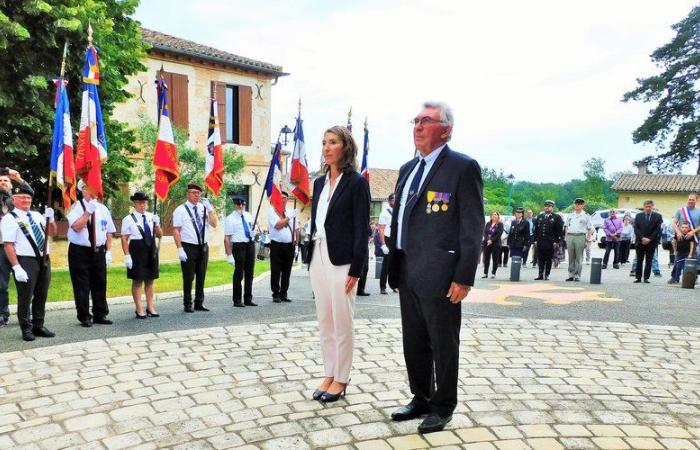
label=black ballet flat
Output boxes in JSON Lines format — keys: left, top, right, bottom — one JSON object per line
{"left": 146, "top": 310, "right": 159, "bottom": 317}
{"left": 135, "top": 312, "right": 147, "bottom": 319}
{"left": 312, "top": 389, "right": 325, "bottom": 401}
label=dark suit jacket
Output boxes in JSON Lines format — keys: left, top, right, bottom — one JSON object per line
{"left": 508, "top": 219, "right": 530, "bottom": 248}
{"left": 633, "top": 211, "right": 663, "bottom": 245}
{"left": 388, "top": 146, "right": 484, "bottom": 297}
{"left": 482, "top": 222, "right": 503, "bottom": 247}
{"left": 309, "top": 171, "right": 371, "bottom": 278}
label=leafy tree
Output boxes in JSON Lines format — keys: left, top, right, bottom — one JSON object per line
{"left": 622, "top": 4, "right": 700, "bottom": 174}
{"left": 0, "top": 0, "right": 148, "bottom": 204}
{"left": 582, "top": 157, "right": 607, "bottom": 202}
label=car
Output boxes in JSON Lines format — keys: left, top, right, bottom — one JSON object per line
{"left": 591, "top": 208, "right": 641, "bottom": 230}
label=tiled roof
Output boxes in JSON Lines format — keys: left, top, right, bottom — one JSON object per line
{"left": 612, "top": 174, "right": 700, "bottom": 193}
{"left": 141, "top": 28, "right": 287, "bottom": 77}
{"left": 307, "top": 168, "right": 399, "bottom": 201}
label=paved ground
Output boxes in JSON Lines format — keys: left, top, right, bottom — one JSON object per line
{"left": 1, "top": 249, "right": 699, "bottom": 449}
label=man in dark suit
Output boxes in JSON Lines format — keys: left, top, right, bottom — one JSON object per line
{"left": 633, "top": 200, "right": 663, "bottom": 283}
{"left": 388, "top": 101, "right": 484, "bottom": 434}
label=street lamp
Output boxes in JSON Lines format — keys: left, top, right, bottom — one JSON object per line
{"left": 280, "top": 125, "right": 293, "bottom": 147}
{"left": 506, "top": 174, "right": 515, "bottom": 213}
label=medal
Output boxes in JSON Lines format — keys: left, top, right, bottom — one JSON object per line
{"left": 441, "top": 204, "right": 448, "bottom": 212}
{"left": 427, "top": 191, "right": 436, "bottom": 203}
{"left": 426, "top": 206, "right": 432, "bottom": 214}
{"left": 432, "top": 204, "right": 440, "bottom": 212}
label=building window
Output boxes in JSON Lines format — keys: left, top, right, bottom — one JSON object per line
{"left": 225, "top": 86, "right": 239, "bottom": 144}
{"left": 161, "top": 71, "right": 189, "bottom": 132}
{"left": 212, "top": 82, "right": 253, "bottom": 146}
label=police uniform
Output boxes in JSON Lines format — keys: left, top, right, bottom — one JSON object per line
{"left": 0, "top": 185, "right": 54, "bottom": 341}
{"left": 564, "top": 198, "right": 592, "bottom": 281}
{"left": 121, "top": 194, "right": 159, "bottom": 281}
{"left": 507, "top": 208, "right": 530, "bottom": 259}
{"left": 533, "top": 200, "right": 564, "bottom": 280}
{"left": 225, "top": 196, "right": 256, "bottom": 306}
{"left": 173, "top": 185, "right": 214, "bottom": 311}
{"left": 267, "top": 202, "right": 297, "bottom": 303}
{"left": 66, "top": 198, "right": 116, "bottom": 326}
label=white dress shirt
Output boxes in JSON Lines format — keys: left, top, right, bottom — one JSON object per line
{"left": 225, "top": 210, "right": 254, "bottom": 243}
{"left": 1, "top": 209, "right": 50, "bottom": 256}
{"left": 314, "top": 172, "right": 344, "bottom": 240}
{"left": 121, "top": 211, "right": 156, "bottom": 241}
{"left": 172, "top": 201, "right": 211, "bottom": 244}
{"left": 268, "top": 206, "right": 297, "bottom": 243}
{"left": 378, "top": 206, "right": 393, "bottom": 238}
{"left": 66, "top": 200, "right": 116, "bottom": 247}
{"left": 396, "top": 144, "right": 446, "bottom": 249}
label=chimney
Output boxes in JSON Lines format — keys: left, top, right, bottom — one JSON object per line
{"left": 635, "top": 161, "right": 648, "bottom": 175}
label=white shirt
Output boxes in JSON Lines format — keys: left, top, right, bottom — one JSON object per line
{"left": 66, "top": 200, "right": 116, "bottom": 247}
{"left": 378, "top": 206, "right": 393, "bottom": 238}
{"left": 396, "top": 144, "right": 446, "bottom": 249}
{"left": 268, "top": 206, "right": 297, "bottom": 243}
{"left": 225, "top": 210, "right": 254, "bottom": 243}
{"left": 172, "top": 201, "right": 211, "bottom": 244}
{"left": 314, "top": 172, "right": 344, "bottom": 240}
{"left": 121, "top": 211, "right": 157, "bottom": 241}
{"left": 1, "top": 209, "right": 50, "bottom": 256}
{"left": 566, "top": 210, "right": 593, "bottom": 234}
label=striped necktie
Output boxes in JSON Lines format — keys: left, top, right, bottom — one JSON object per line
{"left": 26, "top": 213, "right": 45, "bottom": 250}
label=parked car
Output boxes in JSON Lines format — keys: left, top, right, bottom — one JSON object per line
{"left": 591, "top": 208, "right": 641, "bottom": 230}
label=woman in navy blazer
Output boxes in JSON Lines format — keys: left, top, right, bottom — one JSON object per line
{"left": 308, "top": 125, "right": 370, "bottom": 403}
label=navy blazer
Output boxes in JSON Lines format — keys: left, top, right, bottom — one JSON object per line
{"left": 309, "top": 170, "right": 371, "bottom": 278}
{"left": 388, "top": 145, "right": 484, "bottom": 296}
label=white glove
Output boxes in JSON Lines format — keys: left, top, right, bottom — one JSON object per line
{"left": 152, "top": 215, "right": 160, "bottom": 226}
{"left": 44, "top": 207, "right": 55, "bottom": 223}
{"left": 124, "top": 254, "right": 133, "bottom": 270}
{"left": 12, "top": 264, "right": 28, "bottom": 283}
{"left": 178, "top": 247, "right": 188, "bottom": 262}
{"left": 84, "top": 201, "right": 96, "bottom": 215}
{"left": 201, "top": 198, "right": 213, "bottom": 213}
{"left": 227, "top": 254, "right": 235, "bottom": 265}
{"left": 105, "top": 250, "right": 113, "bottom": 265}
{"left": 381, "top": 244, "right": 390, "bottom": 255}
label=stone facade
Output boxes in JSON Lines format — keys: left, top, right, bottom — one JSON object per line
{"left": 616, "top": 192, "right": 689, "bottom": 219}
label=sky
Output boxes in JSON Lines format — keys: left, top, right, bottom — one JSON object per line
{"left": 134, "top": 0, "right": 699, "bottom": 183}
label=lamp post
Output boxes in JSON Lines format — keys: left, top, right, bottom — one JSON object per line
{"left": 506, "top": 174, "right": 515, "bottom": 213}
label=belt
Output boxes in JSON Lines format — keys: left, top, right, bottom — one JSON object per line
{"left": 567, "top": 232, "right": 586, "bottom": 236}
{"left": 70, "top": 242, "right": 106, "bottom": 250}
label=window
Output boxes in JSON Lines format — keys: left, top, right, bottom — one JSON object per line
{"left": 160, "top": 71, "right": 189, "bottom": 132}
{"left": 211, "top": 82, "right": 252, "bottom": 146}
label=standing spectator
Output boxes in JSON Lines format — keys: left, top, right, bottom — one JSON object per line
{"left": 499, "top": 221, "right": 510, "bottom": 267}
{"left": 602, "top": 208, "right": 622, "bottom": 269}
{"left": 619, "top": 215, "right": 634, "bottom": 264}
{"left": 376, "top": 194, "right": 395, "bottom": 294}
{"left": 673, "top": 192, "right": 700, "bottom": 266}
{"left": 564, "top": 198, "right": 593, "bottom": 281}
{"left": 268, "top": 191, "right": 298, "bottom": 303}
{"left": 633, "top": 200, "right": 663, "bottom": 283}
{"left": 524, "top": 209, "right": 535, "bottom": 266}
{"left": 481, "top": 212, "right": 503, "bottom": 278}
{"left": 508, "top": 208, "right": 530, "bottom": 260}
{"left": 668, "top": 223, "right": 695, "bottom": 284}
{"left": 661, "top": 221, "right": 675, "bottom": 268}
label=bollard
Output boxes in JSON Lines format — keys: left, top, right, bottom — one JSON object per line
{"left": 681, "top": 258, "right": 697, "bottom": 289}
{"left": 375, "top": 256, "right": 383, "bottom": 279}
{"left": 590, "top": 257, "right": 602, "bottom": 284}
{"left": 510, "top": 256, "right": 522, "bottom": 282}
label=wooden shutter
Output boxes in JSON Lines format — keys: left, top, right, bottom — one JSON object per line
{"left": 238, "top": 85, "right": 253, "bottom": 146}
{"left": 170, "top": 73, "right": 189, "bottom": 132}
{"left": 212, "top": 81, "right": 227, "bottom": 143}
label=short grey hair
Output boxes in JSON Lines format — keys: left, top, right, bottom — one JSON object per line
{"left": 423, "top": 101, "right": 454, "bottom": 128}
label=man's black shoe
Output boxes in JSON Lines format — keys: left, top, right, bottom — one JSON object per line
{"left": 22, "top": 329, "right": 35, "bottom": 341}
{"left": 80, "top": 319, "right": 93, "bottom": 328}
{"left": 244, "top": 301, "right": 258, "bottom": 306}
{"left": 194, "top": 305, "right": 210, "bottom": 312}
{"left": 534, "top": 276, "right": 544, "bottom": 280}
{"left": 602, "top": 265, "right": 607, "bottom": 269}
{"left": 184, "top": 305, "right": 194, "bottom": 313}
{"left": 356, "top": 291, "right": 370, "bottom": 296}
{"left": 644, "top": 279, "right": 651, "bottom": 283}
{"left": 33, "top": 326, "right": 55, "bottom": 338}
{"left": 272, "top": 295, "right": 282, "bottom": 303}
{"left": 233, "top": 302, "right": 245, "bottom": 307}
{"left": 544, "top": 276, "right": 549, "bottom": 280}
{"left": 634, "top": 279, "right": 641, "bottom": 283}
{"left": 93, "top": 317, "right": 113, "bottom": 325}
{"left": 391, "top": 404, "right": 430, "bottom": 421}
{"left": 280, "top": 297, "right": 292, "bottom": 303}
{"left": 565, "top": 277, "right": 574, "bottom": 282}
{"left": 654, "top": 271, "right": 662, "bottom": 277}
{"left": 613, "top": 264, "right": 620, "bottom": 269}
{"left": 418, "top": 414, "right": 452, "bottom": 434}
{"left": 380, "top": 289, "right": 388, "bottom": 295}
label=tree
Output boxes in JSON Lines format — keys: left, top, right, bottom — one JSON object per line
{"left": 622, "top": 4, "right": 700, "bottom": 174}
{"left": 581, "top": 157, "right": 607, "bottom": 202}
{"left": 0, "top": 0, "right": 148, "bottom": 204}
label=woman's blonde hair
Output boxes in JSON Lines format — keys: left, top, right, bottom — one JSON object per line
{"left": 322, "top": 126, "right": 358, "bottom": 174}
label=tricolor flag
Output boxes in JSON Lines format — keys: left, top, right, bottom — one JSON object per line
{"left": 153, "top": 76, "right": 180, "bottom": 201}
{"left": 50, "top": 79, "right": 76, "bottom": 209}
{"left": 361, "top": 120, "right": 370, "bottom": 184}
{"left": 75, "top": 44, "right": 108, "bottom": 199}
{"left": 204, "top": 98, "right": 224, "bottom": 196}
{"left": 289, "top": 115, "right": 310, "bottom": 205}
{"left": 265, "top": 142, "right": 286, "bottom": 216}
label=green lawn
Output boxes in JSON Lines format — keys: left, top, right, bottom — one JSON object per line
{"left": 8, "top": 260, "right": 270, "bottom": 304}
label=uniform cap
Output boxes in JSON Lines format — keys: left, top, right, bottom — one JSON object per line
{"left": 544, "top": 200, "right": 555, "bottom": 206}
{"left": 574, "top": 197, "right": 585, "bottom": 204}
{"left": 187, "top": 183, "right": 203, "bottom": 192}
{"left": 12, "top": 184, "right": 34, "bottom": 197}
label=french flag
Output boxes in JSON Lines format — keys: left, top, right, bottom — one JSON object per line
{"left": 50, "top": 79, "right": 76, "bottom": 209}
{"left": 153, "top": 76, "right": 180, "bottom": 201}
{"left": 205, "top": 98, "right": 224, "bottom": 196}
{"left": 289, "top": 115, "right": 310, "bottom": 205}
{"left": 265, "top": 142, "right": 286, "bottom": 216}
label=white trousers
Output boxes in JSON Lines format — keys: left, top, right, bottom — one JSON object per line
{"left": 309, "top": 238, "right": 356, "bottom": 383}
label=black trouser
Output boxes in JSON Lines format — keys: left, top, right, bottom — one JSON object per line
{"left": 498, "top": 246, "right": 509, "bottom": 266}
{"left": 68, "top": 243, "right": 108, "bottom": 322}
{"left": 635, "top": 242, "right": 656, "bottom": 281}
{"left": 396, "top": 251, "right": 461, "bottom": 417}
{"left": 269, "top": 240, "right": 295, "bottom": 299}
{"left": 379, "top": 253, "right": 390, "bottom": 291}
{"left": 482, "top": 244, "right": 500, "bottom": 275}
{"left": 15, "top": 256, "right": 50, "bottom": 331}
{"left": 357, "top": 254, "right": 370, "bottom": 293}
{"left": 181, "top": 242, "right": 209, "bottom": 307}
{"left": 620, "top": 240, "right": 631, "bottom": 263}
{"left": 232, "top": 241, "right": 256, "bottom": 304}
{"left": 523, "top": 243, "right": 532, "bottom": 265}
{"left": 602, "top": 241, "right": 620, "bottom": 266}
{"left": 537, "top": 246, "right": 554, "bottom": 277}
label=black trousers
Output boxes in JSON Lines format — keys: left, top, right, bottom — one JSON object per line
{"left": 602, "top": 241, "right": 620, "bottom": 266}
{"left": 357, "top": 253, "right": 369, "bottom": 293}
{"left": 523, "top": 243, "right": 532, "bottom": 265}
{"left": 498, "top": 246, "right": 509, "bottom": 266}
{"left": 620, "top": 240, "right": 631, "bottom": 263}
{"left": 537, "top": 246, "right": 554, "bottom": 277}
{"left": 68, "top": 243, "right": 108, "bottom": 322}
{"left": 181, "top": 242, "right": 208, "bottom": 306}
{"left": 232, "top": 241, "right": 256, "bottom": 304}
{"left": 635, "top": 242, "right": 656, "bottom": 281}
{"left": 482, "top": 244, "right": 500, "bottom": 275}
{"left": 379, "top": 252, "right": 390, "bottom": 290}
{"left": 270, "top": 240, "right": 295, "bottom": 298}
{"left": 15, "top": 256, "right": 50, "bottom": 331}
{"left": 396, "top": 251, "right": 461, "bottom": 417}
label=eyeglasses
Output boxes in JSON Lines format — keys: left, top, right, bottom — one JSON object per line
{"left": 188, "top": 190, "right": 202, "bottom": 195}
{"left": 410, "top": 116, "right": 445, "bottom": 126}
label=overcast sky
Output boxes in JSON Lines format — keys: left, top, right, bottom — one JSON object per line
{"left": 135, "top": 0, "right": 698, "bottom": 182}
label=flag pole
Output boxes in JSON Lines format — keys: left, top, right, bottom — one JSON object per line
{"left": 252, "top": 130, "right": 283, "bottom": 233}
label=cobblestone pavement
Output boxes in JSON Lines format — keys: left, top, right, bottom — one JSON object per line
{"left": 2, "top": 317, "right": 700, "bottom": 449}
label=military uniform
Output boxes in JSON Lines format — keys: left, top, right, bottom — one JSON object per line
{"left": 564, "top": 199, "right": 593, "bottom": 281}
{"left": 507, "top": 211, "right": 530, "bottom": 259}
{"left": 533, "top": 201, "right": 564, "bottom": 280}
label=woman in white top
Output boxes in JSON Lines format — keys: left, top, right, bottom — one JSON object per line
{"left": 121, "top": 192, "right": 162, "bottom": 318}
